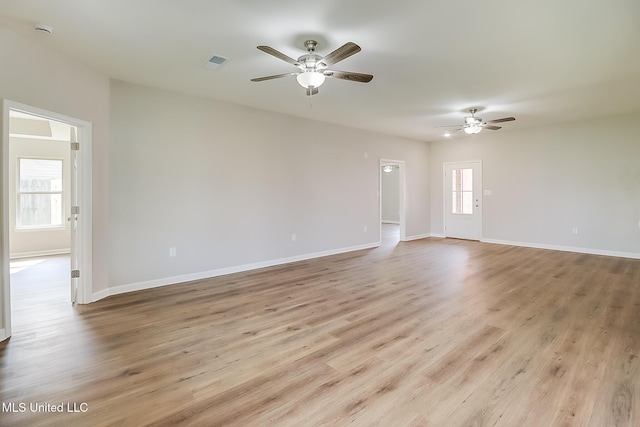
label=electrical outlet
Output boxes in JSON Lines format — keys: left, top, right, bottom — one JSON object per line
{"left": 571, "top": 227, "right": 578, "bottom": 235}
{"left": 364, "top": 225, "right": 368, "bottom": 232}
{"left": 169, "top": 247, "right": 176, "bottom": 257}
{"left": 291, "top": 234, "right": 297, "bottom": 241}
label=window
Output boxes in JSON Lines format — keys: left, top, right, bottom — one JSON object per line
{"left": 452, "top": 168, "right": 473, "bottom": 215}
{"left": 17, "top": 158, "right": 64, "bottom": 228}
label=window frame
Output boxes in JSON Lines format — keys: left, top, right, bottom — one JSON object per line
{"left": 16, "top": 156, "right": 66, "bottom": 231}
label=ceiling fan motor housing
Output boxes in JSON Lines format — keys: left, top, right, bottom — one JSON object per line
{"left": 298, "top": 41, "right": 327, "bottom": 70}
{"left": 298, "top": 53, "right": 325, "bottom": 70}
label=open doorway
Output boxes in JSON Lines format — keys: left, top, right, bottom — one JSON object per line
{"left": 8, "top": 110, "right": 73, "bottom": 332}
{"left": 9, "top": 110, "right": 73, "bottom": 258}
{"left": 379, "top": 159, "right": 406, "bottom": 246}
{"left": 2, "top": 100, "right": 93, "bottom": 341}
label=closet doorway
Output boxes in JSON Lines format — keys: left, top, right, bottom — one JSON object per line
{"left": 380, "top": 159, "right": 406, "bottom": 245}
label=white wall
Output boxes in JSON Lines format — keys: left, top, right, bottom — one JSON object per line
{"left": 9, "top": 137, "right": 71, "bottom": 257}
{"left": 381, "top": 166, "right": 400, "bottom": 223}
{"left": 108, "top": 80, "right": 431, "bottom": 288}
{"left": 430, "top": 113, "right": 640, "bottom": 257}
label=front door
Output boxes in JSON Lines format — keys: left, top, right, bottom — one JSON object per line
{"left": 444, "top": 161, "right": 482, "bottom": 240}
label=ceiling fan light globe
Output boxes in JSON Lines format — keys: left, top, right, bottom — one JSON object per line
{"left": 464, "top": 125, "right": 482, "bottom": 134}
{"left": 296, "top": 71, "right": 325, "bottom": 88}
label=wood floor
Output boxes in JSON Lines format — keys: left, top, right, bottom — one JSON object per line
{"left": 1, "top": 227, "right": 639, "bottom": 426}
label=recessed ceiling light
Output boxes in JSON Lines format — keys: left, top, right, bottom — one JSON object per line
{"left": 444, "top": 132, "right": 451, "bottom": 137}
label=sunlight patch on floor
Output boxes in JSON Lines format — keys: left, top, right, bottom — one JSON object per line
{"left": 10, "top": 258, "right": 45, "bottom": 275}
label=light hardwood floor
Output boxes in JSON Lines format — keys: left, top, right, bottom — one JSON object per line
{"left": 1, "top": 228, "right": 639, "bottom": 426}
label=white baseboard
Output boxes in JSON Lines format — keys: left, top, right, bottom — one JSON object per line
{"left": 10, "top": 249, "right": 71, "bottom": 259}
{"left": 382, "top": 220, "right": 400, "bottom": 224}
{"left": 404, "top": 233, "right": 431, "bottom": 241}
{"left": 402, "top": 232, "right": 446, "bottom": 241}
{"left": 481, "top": 238, "right": 640, "bottom": 260}
{"left": 92, "top": 242, "right": 380, "bottom": 303}
{"left": 91, "top": 288, "right": 110, "bottom": 302}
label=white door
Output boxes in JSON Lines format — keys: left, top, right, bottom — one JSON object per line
{"left": 444, "top": 162, "right": 482, "bottom": 240}
{"left": 70, "top": 127, "right": 79, "bottom": 302}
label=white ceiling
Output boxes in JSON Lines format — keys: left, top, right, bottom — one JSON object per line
{"left": 2, "top": 0, "right": 639, "bottom": 141}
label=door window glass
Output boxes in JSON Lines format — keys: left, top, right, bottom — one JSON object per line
{"left": 452, "top": 168, "right": 473, "bottom": 214}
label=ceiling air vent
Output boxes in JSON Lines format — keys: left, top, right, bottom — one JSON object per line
{"left": 204, "top": 54, "right": 228, "bottom": 70}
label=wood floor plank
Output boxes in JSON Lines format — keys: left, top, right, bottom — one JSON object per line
{"left": 2, "top": 231, "right": 640, "bottom": 426}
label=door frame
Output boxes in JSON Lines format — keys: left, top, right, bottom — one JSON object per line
{"left": 443, "top": 160, "right": 483, "bottom": 240}
{"left": 1, "top": 99, "right": 93, "bottom": 341}
{"left": 379, "top": 159, "right": 406, "bottom": 242}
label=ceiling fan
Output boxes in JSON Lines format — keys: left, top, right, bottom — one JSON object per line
{"left": 251, "top": 40, "right": 373, "bottom": 96}
{"left": 439, "top": 108, "right": 515, "bottom": 136}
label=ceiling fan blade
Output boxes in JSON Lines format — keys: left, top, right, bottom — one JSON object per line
{"left": 442, "top": 128, "right": 464, "bottom": 136}
{"left": 257, "top": 46, "right": 301, "bottom": 67}
{"left": 487, "top": 117, "right": 515, "bottom": 124}
{"left": 324, "top": 70, "right": 373, "bottom": 83}
{"left": 251, "top": 72, "right": 298, "bottom": 82}
{"left": 483, "top": 125, "right": 502, "bottom": 130}
{"left": 319, "top": 42, "right": 361, "bottom": 67}
{"left": 306, "top": 86, "right": 319, "bottom": 96}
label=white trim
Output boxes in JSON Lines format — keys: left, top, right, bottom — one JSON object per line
{"left": 382, "top": 220, "right": 400, "bottom": 224}
{"left": 14, "top": 225, "right": 69, "bottom": 232}
{"left": 10, "top": 249, "right": 70, "bottom": 259}
{"left": 1, "top": 100, "right": 12, "bottom": 341}
{"left": 92, "top": 242, "right": 380, "bottom": 302}
{"left": 404, "top": 233, "right": 431, "bottom": 241}
{"left": 481, "top": 238, "right": 640, "bottom": 260}
{"left": 428, "top": 233, "right": 446, "bottom": 239}
{"left": 91, "top": 288, "right": 110, "bottom": 302}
